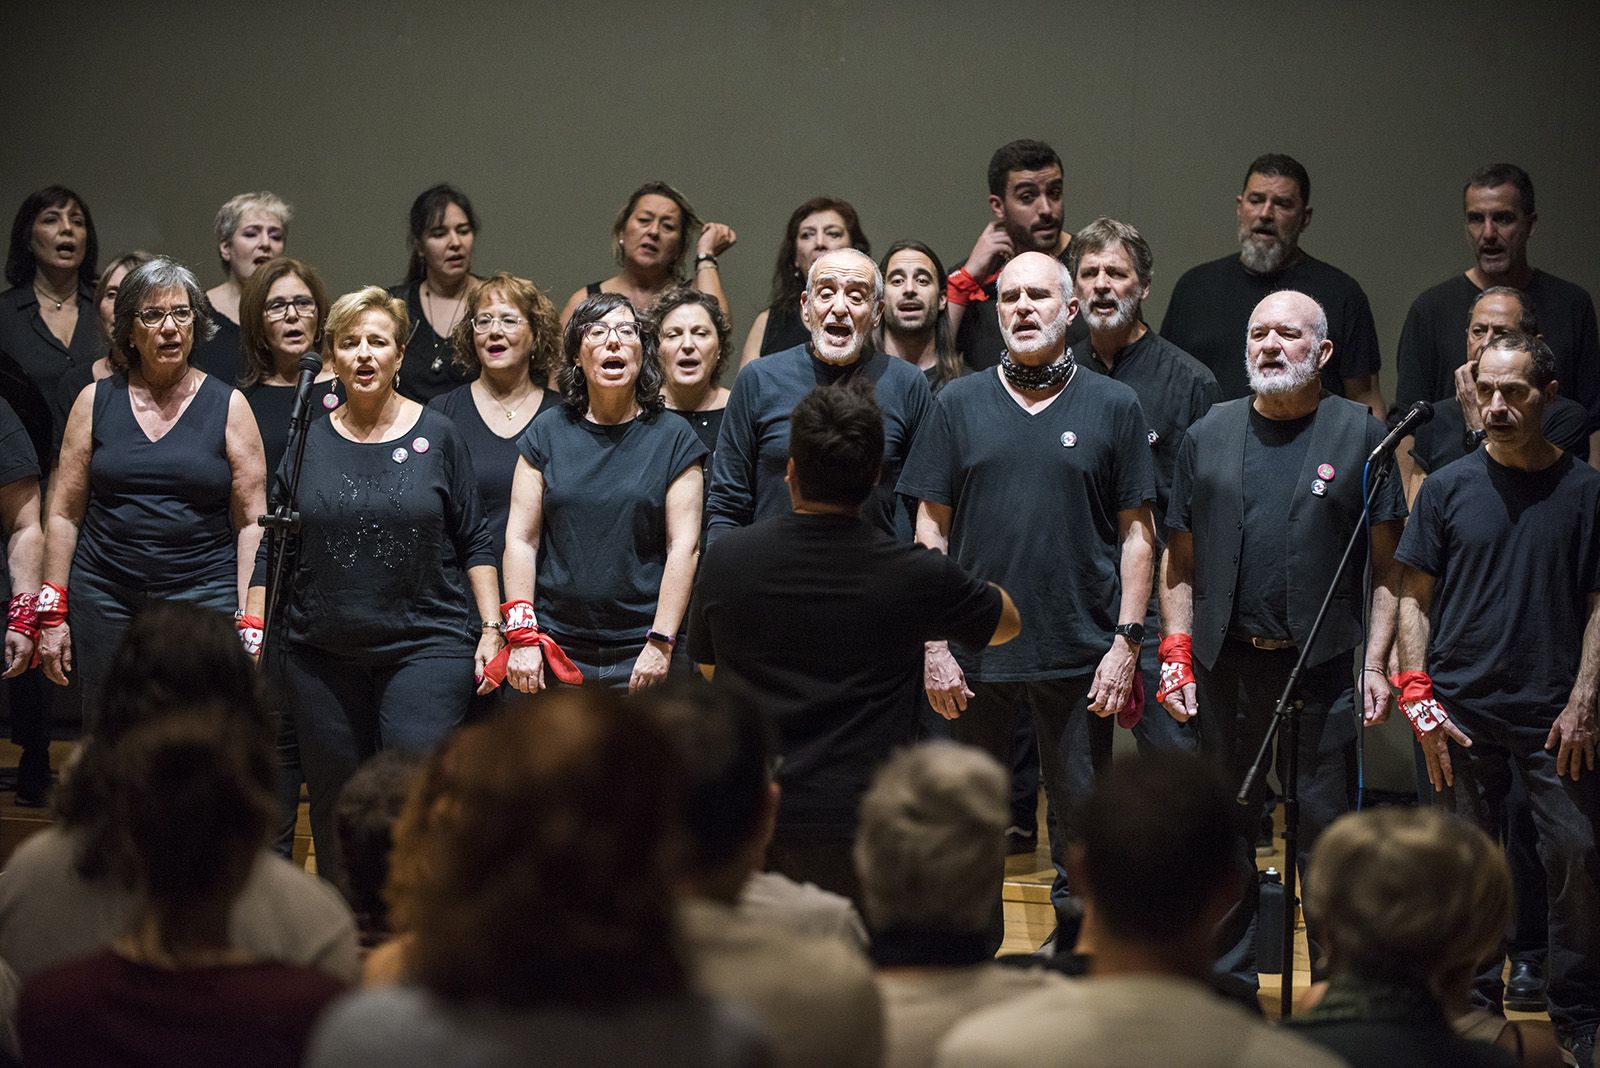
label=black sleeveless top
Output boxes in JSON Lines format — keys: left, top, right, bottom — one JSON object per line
{"left": 584, "top": 281, "right": 604, "bottom": 298}
{"left": 76, "top": 374, "right": 236, "bottom": 588}
{"left": 389, "top": 281, "right": 473, "bottom": 405}
{"left": 759, "top": 302, "right": 809, "bottom": 356}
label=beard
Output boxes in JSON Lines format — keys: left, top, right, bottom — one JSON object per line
{"left": 1081, "top": 292, "right": 1141, "bottom": 333}
{"left": 809, "top": 319, "right": 867, "bottom": 365}
{"left": 1238, "top": 226, "right": 1296, "bottom": 275}
{"left": 1246, "top": 351, "right": 1321, "bottom": 396}
{"left": 1001, "top": 306, "right": 1070, "bottom": 361}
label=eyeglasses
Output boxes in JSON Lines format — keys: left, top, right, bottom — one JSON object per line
{"left": 264, "top": 297, "right": 317, "bottom": 321}
{"left": 135, "top": 306, "right": 195, "bottom": 328}
{"left": 582, "top": 321, "right": 641, "bottom": 344}
{"left": 472, "top": 313, "right": 527, "bottom": 334}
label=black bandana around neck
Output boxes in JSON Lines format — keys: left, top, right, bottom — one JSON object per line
{"left": 1000, "top": 347, "right": 1077, "bottom": 391}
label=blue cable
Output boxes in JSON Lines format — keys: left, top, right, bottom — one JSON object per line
{"left": 1356, "top": 457, "right": 1377, "bottom": 810}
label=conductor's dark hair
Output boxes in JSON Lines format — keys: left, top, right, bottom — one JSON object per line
{"left": 642, "top": 682, "right": 775, "bottom": 874}
{"left": 1465, "top": 163, "right": 1536, "bottom": 217}
{"left": 1244, "top": 153, "right": 1312, "bottom": 205}
{"left": 787, "top": 381, "right": 884, "bottom": 509}
{"left": 1079, "top": 753, "right": 1239, "bottom": 943}
{"left": 987, "top": 140, "right": 1062, "bottom": 197}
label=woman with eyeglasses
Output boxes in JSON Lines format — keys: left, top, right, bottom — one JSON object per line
{"left": 501, "top": 294, "right": 704, "bottom": 694}
{"left": 237, "top": 257, "right": 341, "bottom": 476}
{"left": 426, "top": 273, "right": 562, "bottom": 569}
{"left": 38, "top": 258, "right": 268, "bottom": 728}
{"left": 390, "top": 184, "right": 481, "bottom": 404}
{"left": 244, "top": 286, "right": 501, "bottom": 893}
{"left": 558, "top": 182, "right": 736, "bottom": 332}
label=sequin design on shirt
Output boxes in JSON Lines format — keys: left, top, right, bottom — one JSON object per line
{"left": 315, "top": 466, "right": 427, "bottom": 570}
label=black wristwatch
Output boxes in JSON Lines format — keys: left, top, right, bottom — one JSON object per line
{"left": 1463, "top": 427, "right": 1488, "bottom": 452}
{"left": 646, "top": 629, "right": 677, "bottom": 648}
{"left": 1114, "top": 622, "right": 1146, "bottom": 646}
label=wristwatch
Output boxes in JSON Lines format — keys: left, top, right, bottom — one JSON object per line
{"left": 1114, "top": 622, "right": 1146, "bottom": 646}
{"left": 1463, "top": 427, "right": 1488, "bottom": 452}
{"left": 646, "top": 629, "right": 677, "bottom": 648}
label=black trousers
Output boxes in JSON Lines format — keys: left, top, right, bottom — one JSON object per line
{"left": 1195, "top": 640, "right": 1358, "bottom": 988}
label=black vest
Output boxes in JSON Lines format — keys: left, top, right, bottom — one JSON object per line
{"left": 1186, "top": 394, "right": 1377, "bottom": 670}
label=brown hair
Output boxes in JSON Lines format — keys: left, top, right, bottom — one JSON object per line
{"left": 238, "top": 257, "right": 330, "bottom": 388}
{"left": 448, "top": 272, "right": 560, "bottom": 382}
{"left": 610, "top": 181, "right": 700, "bottom": 279}
{"left": 392, "top": 689, "right": 686, "bottom": 1008}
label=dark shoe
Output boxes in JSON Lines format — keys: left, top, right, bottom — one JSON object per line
{"left": 1504, "top": 960, "right": 1547, "bottom": 1012}
{"left": 1558, "top": 1028, "right": 1594, "bottom": 1068}
{"left": 1004, "top": 825, "right": 1038, "bottom": 856}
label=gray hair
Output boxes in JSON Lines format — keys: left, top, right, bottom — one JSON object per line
{"left": 1245, "top": 289, "right": 1329, "bottom": 348}
{"left": 854, "top": 741, "right": 1008, "bottom": 934}
{"left": 996, "top": 253, "right": 1075, "bottom": 304}
{"left": 1067, "top": 217, "right": 1154, "bottom": 288}
{"left": 110, "top": 258, "right": 216, "bottom": 372}
{"left": 805, "top": 247, "right": 884, "bottom": 305}
{"left": 1470, "top": 286, "right": 1540, "bottom": 335}
{"left": 213, "top": 191, "right": 292, "bottom": 270}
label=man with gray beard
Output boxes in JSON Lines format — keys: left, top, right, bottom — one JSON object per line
{"left": 1158, "top": 289, "right": 1405, "bottom": 991}
{"left": 705, "top": 248, "right": 933, "bottom": 545}
{"left": 1160, "top": 154, "right": 1385, "bottom": 418}
{"left": 1071, "top": 218, "right": 1220, "bottom": 756}
{"left": 898, "top": 250, "right": 1157, "bottom": 945}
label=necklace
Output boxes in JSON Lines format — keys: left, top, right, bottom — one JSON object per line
{"left": 33, "top": 281, "right": 74, "bottom": 311}
{"left": 423, "top": 281, "right": 467, "bottom": 375}
{"left": 1000, "top": 348, "right": 1078, "bottom": 392}
{"left": 483, "top": 381, "right": 537, "bottom": 421}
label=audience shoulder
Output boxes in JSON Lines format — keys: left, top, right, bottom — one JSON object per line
{"left": 238, "top": 850, "right": 362, "bottom": 982}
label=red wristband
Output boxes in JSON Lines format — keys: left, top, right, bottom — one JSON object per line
{"left": 1156, "top": 633, "right": 1196, "bottom": 706}
{"left": 36, "top": 583, "right": 67, "bottom": 629}
{"left": 945, "top": 268, "right": 991, "bottom": 306}
{"left": 8, "top": 592, "right": 38, "bottom": 642}
{"left": 236, "top": 614, "right": 265, "bottom": 656}
{"left": 481, "top": 600, "right": 584, "bottom": 688}
{"left": 1389, "top": 670, "right": 1435, "bottom": 707}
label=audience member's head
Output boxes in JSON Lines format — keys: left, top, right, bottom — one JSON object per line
{"left": 56, "top": 602, "right": 273, "bottom": 886}
{"left": 986, "top": 139, "right": 1065, "bottom": 255}
{"left": 449, "top": 271, "right": 561, "bottom": 384}
{"left": 611, "top": 181, "right": 700, "bottom": 280}
{"left": 1306, "top": 807, "right": 1508, "bottom": 1002}
{"left": 6, "top": 185, "right": 99, "bottom": 290}
{"left": 787, "top": 381, "right": 884, "bottom": 510}
{"left": 336, "top": 749, "right": 425, "bottom": 945}
{"left": 769, "top": 196, "right": 871, "bottom": 313}
{"left": 388, "top": 689, "right": 686, "bottom": 1009}
{"left": 855, "top": 741, "right": 1008, "bottom": 937}
{"left": 1074, "top": 753, "right": 1240, "bottom": 973}
{"left": 403, "top": 183, "right": 478, "bottom": 286}
{"left": 212, "top": 191, "right": 291, "bottom": 284}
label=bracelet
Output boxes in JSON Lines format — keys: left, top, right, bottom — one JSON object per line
{"left": 646, "top": 629, "right": 677, "bottom": 648}
{"left": 482, "top": 620, "right": 506, "bottom": 634}
{"left": 695, "top": 253, "right": 719, "bottom": 270}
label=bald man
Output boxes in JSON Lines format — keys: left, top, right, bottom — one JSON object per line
{"left": 898, "top": 251, "right": 1157, "bottom": 942}
{"left": 1158, "top": 289, "right": 1406, "bottom": 992}
{"left": 705, "top": 248, "right": 933, "bottom": 546}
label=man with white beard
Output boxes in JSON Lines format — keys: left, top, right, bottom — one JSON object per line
{"left": 706, "top": 248, "right": 933, "bottom": 545}
{"left": 897, "top": 251, "right": 1157, "bottom": 945}
{"left": 1070, "top": 218, "right": 1220, "bottom": 756}
{"left": 1158, "top": 289, "right": 1406, "bottom": 991}
{"left": 1160, "top": 155, "right": 1386, "bottom": 419}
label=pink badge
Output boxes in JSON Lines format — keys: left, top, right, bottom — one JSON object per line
{"left": 322, "top": 393, "right": 340, "bottom": 410}
{"left": 412, "top": 436, "right": 430, "bottom": 454}
{"left": 1317, "top": 463, "right": 1335, "bottom": 480}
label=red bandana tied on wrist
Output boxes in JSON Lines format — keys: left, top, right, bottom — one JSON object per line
{"left": 7, "top": 593, "right": 38, "bottom": 641}
{"left": 945, "top": 268, "right": 995, "bottom": 306}
{"left": 36, "top": 583, "right": 67, "bottom": 629}
{"left": 1117, "top": 671, "right": 1146, "bottom": 729}
{"left": 236, "top": 615, "right": 265, "bottom": 656}
{"left": 1156, "top": 633, "right": 1195, "bottom": 705}
{"left": 1389, "top": 670, "right": 1456, "bottom": 740}
{"left": 480, "top": 600, "right": 583, "bottom": 688}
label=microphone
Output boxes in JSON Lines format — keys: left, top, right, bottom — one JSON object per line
{"left": 1367, "top": 400, "right": 1434, "bottom": 464}
{"left": 285, "top": 352, "right": 324, "bottom": 437}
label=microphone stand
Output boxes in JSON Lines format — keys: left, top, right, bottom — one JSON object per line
{"left": 257, "top": 355, "right": 323, "bottom": 658}
{"left": 1237, "top": 445, "right": 1396, "bottom": 1018}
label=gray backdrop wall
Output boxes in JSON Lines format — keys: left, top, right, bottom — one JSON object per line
{"left": 4, "top": 0, "right": 1598, "bottom": 781}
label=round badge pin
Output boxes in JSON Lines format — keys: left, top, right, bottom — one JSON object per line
{"left": 322, "top": 393, "right": 340, "bottom": 410}
{"left": 1311, "top": 478, "right": 1328, "bottom": 496}
{"left": 1317, "top": 463, "right": 1335, "bottom": 480}
{"left": 412, "top": 436, "right": 430, "bottom": 454}
{"left": 1147, "top": 429, "right": 1160, "bottom": 446}
{"left": 1060, "top": 431, "right": 1078, "bottom": 448}
{"left": 391, "top": 447, "right": 409, "bottom": 464}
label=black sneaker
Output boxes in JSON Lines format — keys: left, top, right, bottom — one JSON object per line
{"left": 1558, "top": 1028, "right": 1594, "bottom": 1068}
{"left": 1004, "top": 826, "right": 1038, "bottom": 856}
{"left": 1504, "top": 959, "right": 1546, "bottom": 1012}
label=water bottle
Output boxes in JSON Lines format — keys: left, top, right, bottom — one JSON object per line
{"left": 1257, "top": 867, "right": 1287, "bottom": 973}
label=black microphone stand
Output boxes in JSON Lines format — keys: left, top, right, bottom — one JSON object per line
{"left": 1237, "top": 446, "right": 1396, "bottom": 1018}
{"left": 257, "top": 354, "right": 324, "bottom": 658}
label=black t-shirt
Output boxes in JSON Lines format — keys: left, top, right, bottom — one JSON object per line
{"left": 389, "top": 281, "right": 475, "bottom": 404}
{"left": 1159, "top": 252, "right": 1382, "bottom": 400}
{"left": 665, "top": 406, "right": 726, "bottom": 461}
{"left": 1410, "top": 395, "right": 1590, "bottom": 474}
{"left": 190, "top": 312, "right": 245, "bottom": 388}
{"left": 954, "top": 257, "right": 1089, "bottom": 372}
{"left": 689, "top": 511, "right": 1001, "bottom": 836}
{"left": 257, "top": 408, "right": 495, "bottom": 659}
{"left": 518, "top": 408, "right": 706, "bottom": 644}
{"left": 896, "top": 366, "right": 1156, "bottom": 681}
{"left": 429, "top": 383, "right": 562, "bottom": 563}
{"left": 243, "top": 379, "right": 343, "bottom": 485}
{"left": 1396, "top": 449, "right": 1600, "bottom": 729}
{"left": 1395, "top": 270, "right": 1600, "bottom": 423}
{"left": 0, "top": 285, "right": 105, "bottom": 467}
{"left": 1077, "top": 329, "right": 1221, "bottom": 529}
{"left": 705, "top": 344, "right": 933, "bottom": 546}
{"left": 0, "top": 397, "right": 40, "bottom": 593}
{"left": 1230, "top": 407, "right": 1315, "bottom": 639}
